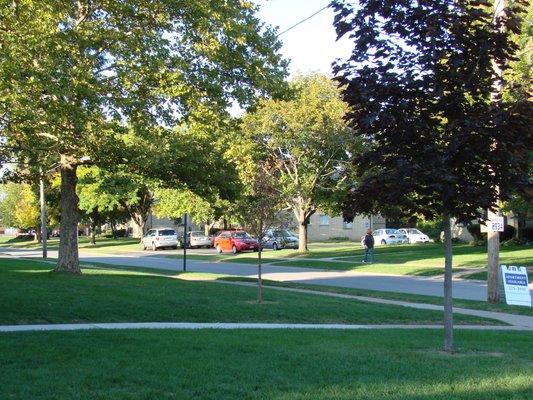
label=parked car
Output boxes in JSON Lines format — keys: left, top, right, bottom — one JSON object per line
{"left": 371, "top": 229, "right": 408, "bottom": 245}
{"left": 397, "top": 228, "right": 431, "bottom": 243}
{"left": 141, "top": 228, "right": 178, "bottom": 250}
{"left": 262, "top": 229, "right": 299, "bottom": 250}
{"left": 186, "top": 231, "right": 212, "bottom": 248}
{"left": 214, "top": 230, "right": 260, "bottom": 254}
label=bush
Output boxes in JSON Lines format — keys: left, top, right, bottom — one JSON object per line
{"left": 327, "top": 236, "right": 350, "bottom": 242}
{"left": 467, "top": 223, "right": 516, "bottom": 243}
{"left": 502, "top": 238, "right": 521, "bottom": 247}
{"left": 103, "top": 228, "right": 128, "bottom": 238}
{"left": 416, "top": 220, "right": 444, "bottom": 241}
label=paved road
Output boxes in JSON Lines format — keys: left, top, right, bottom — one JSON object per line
{"left": 2, "top": 248, "right": 532, "bottom": 302}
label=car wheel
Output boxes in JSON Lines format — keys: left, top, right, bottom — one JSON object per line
{"left": 171, "top": 245, "right": 178, "bottom": 250}
{"left": 407, "top": 238, "right": 411, "bottom": 244}
{"left": 272, "top": 242, "right": 278, "bottom": 251}
{"left": 381, "top": 239, "right": 386, "bottom": 245}
{"left": 141, "top": 242, "right": 146, "bottom": 251}
{"left": 232, "top": 245, "right": 237, "bottom": 254}
{"left": 216, "top": 245, "right": 222, "bottom": 254}
{"left": 152, "top": 242, "right": 157, "bottom": 251}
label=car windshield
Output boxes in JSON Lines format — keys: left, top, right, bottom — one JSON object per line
{"left": 159, "top": 229, "right": 175, "bottom": 236}
{"left": 408, "top": 229, "right": 422, "bottom": 234}
{"left": 385, "top": 229, "right": 397, "bottom": 234}
{"left": 232, "top": 231, "right": 251, "bottom": 239}
{"left": 190, "top": 232, "right": 204, "bottom": 237}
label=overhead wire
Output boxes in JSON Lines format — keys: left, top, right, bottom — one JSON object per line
{"left": 277, "top": 4, "right": 330, "bottom": 36}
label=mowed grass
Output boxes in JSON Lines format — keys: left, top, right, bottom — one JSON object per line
{"left": 272, "top": 243, "right": 533, "bottom": 274}
{"left": 220, "top": 277, "right": 533, "bottom": 316}
{"left": 1, "top": 329, "right": 532, "bottom": 400}
{"left": 0, "top": 258, "right": 498, "bottom": 325}
{"left": 0, "top": 235, "right": 142, "bottom": 253}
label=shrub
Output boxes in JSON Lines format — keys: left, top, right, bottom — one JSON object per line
{"left": 467, "top": 223, "right": 516, "bottom": 243}
{"left": 103, "top": 228, "right": 128, "bottom": 238}
{"left": 416, "top": 220, "right": 444, "bottom": 241}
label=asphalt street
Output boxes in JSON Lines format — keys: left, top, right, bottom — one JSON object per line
{"left": 4, "top": 246, "right": 532, "bottom": 302}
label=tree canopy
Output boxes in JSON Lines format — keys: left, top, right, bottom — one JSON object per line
{"left": 240, "top": 74, "right": 354, "bottom": 252}
{"left": 0, "top": 0, "right": 287, "bottom": 272}
{"left": 331, "top": 0, "right": 531, "bottom": 353}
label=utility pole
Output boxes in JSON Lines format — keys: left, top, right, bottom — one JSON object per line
{"left": 39, "top": 169, "right": 47, "bottom": 259}
{"left": 182, "top": 213, "right": 188, "bottom": 272}
{"left": 487, "top": 0, "right": 506, "bottom": 303}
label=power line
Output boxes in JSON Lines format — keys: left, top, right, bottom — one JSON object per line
{"left": 277, "top": 4, "right": 329, "bottom": 37}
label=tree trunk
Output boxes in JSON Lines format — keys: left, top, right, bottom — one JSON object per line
{"left": 90, "top": 221, "right": 97, "bottom": 245}
{"left": 443, "top": 214, "right": 454, "bottom": 353}
{"left": 111, "top": 222, "right": 117, "bottom": 239}
{"left": 55, "top": 160, "right": 80, "bottom": 274}
{"left": 296, "top": 208, "right": 309, "bottom": 253}
{"left": 131, "top": 213, "right": 147, "bottom": 238}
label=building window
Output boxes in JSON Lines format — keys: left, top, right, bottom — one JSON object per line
{"left": 319, "top": 215, "right": 330, "bottom": 226}
{"left": 343, "top": 221, "right": 353, "bottom": 230}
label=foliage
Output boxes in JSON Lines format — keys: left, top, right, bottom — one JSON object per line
{"left": 0, "top": 182, "right": 39, "bottom": 231}
{"left": 0, "top": 0, "right": 287, "bottom": 270}
{"left": 240, "top": 74, "right": 355, "bottom": 251}
{"left": 333, "top": 0, "right": 531, "bottom": 223}
{"left": 417, "top": 220, "right": 444, "bottom": 242}
{"left": 467, "top": 223, "right": 516, "bottom": 242}
{"left": 504, "top": 1, "right": 533, "bottom": 102}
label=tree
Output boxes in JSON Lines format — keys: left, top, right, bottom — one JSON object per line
{"left": 332, "top": 0, "right": 530, "bottom": 352}
{"left": 233, "top": 161, "right": 287, "bottom": 303}
{"left": 77, "top": 166, "right": 126, "bottom": 244}
{"left": 0, "top": 0, "right": 287, "bottom": 273}
{"left": 0, "top": 182, "right": 40, "bottom": 236}
{"left": 240, "top": 74, "right": 354, "bottom": 253}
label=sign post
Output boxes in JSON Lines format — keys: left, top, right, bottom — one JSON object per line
{"left": 500, "top": 265, "right": 531, "bottom": 307}
{"left": 182, "top": 213, "right": 188, "bottom": 272}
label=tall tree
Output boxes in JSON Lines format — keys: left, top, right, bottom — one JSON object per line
{"left": 0, "top": 0, "right": 287, "bottom": 273}
{"left": 332, "top": 0, "right": 530, "bottom": 352}
{"left": 240, "top": 74, "right": 354, "bottom": 253}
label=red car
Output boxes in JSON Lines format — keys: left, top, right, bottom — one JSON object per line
{"left": 214, "top": 230, "right": 260, "bottom": 254}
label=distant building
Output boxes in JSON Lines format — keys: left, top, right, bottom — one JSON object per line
{"left": 306, "top": 213, "right": 386, "bottom": 242}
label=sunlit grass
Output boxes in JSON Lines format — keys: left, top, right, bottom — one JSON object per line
{"left": 0, "top": 258, "right": 499, "bottom": 325}
{"left": 1, "top": 329, "right": 531, "bottom": 400}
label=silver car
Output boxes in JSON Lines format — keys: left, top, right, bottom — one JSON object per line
{"left": 141, "top": 228, "right": 178, "bottom": 250}
{"left": 262, "top": 229, "right": 299, "bottom": 250}
{"left": 187, "top": 231, "right": 212, "bottom": 248}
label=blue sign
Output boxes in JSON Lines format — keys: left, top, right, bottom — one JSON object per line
{"left": 505, "top": 274, "right": 528, "bottom": 287}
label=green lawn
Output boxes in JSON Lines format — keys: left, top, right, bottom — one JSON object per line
{"left": 270, "top": 243, "right": 532, "bottom": 275}
{"left": 220, "top": 277, "right": 533, "bottom": 316}
{"left": 0, "top": 258, "right": 498, "bottom": 325}
{"left": 1, "top": 329, "right": 531, "bottom": 400}
{"left": 0, "top": 235, "right": 142, "bottom": 253}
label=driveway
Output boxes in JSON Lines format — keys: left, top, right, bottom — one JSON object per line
{"left": 1, "top": 247, "right": 531, "bottom": 302}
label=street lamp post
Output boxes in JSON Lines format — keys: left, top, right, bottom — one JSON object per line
{"left": 182, "top": 213, "right": 188, "bottom": 272}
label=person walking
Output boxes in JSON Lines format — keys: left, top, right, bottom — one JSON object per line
{"left": 362, "top": 229, "right": 374, "bottom": 263}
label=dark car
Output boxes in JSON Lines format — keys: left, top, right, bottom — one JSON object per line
{"left": 262, "top": 229, "right": 299, "bottom": 251}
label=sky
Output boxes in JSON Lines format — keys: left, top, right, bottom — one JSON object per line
{"left": 253, "top": 0, "right": 353, "bottom": 77}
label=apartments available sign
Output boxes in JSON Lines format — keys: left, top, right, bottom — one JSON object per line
{"left": 500, "top": 265, "right": 531, "bottom": 307}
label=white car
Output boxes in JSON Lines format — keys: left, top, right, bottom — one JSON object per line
{"left": 372, "top": 229, "right": 408, "bottom": 245}
{"left": 141, "top": 228, "right": 178, "bottom": 250}
{"left": 398, "top": 228, "right": 431, "bottom": 244}
{"left": 186, "top": 231, "right": 212, "bottom": 248}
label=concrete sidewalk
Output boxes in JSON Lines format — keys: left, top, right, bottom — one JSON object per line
{"left": 3, "top": 247, "right": 526, "bottom": 301}
{"left": 218, "top": 281, "right": 533, "bottom": 329}
{"left": 1, "top": 322, "right": 531, "bottom": 333}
